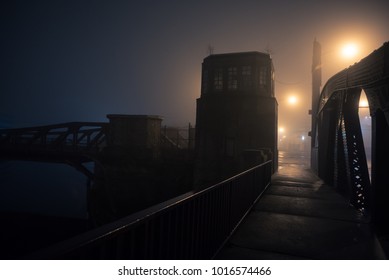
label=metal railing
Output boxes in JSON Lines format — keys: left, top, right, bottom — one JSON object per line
{"left": 29, "top": 160, "right": 272, "bottom": 259}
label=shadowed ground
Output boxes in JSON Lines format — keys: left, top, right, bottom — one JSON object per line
{"left": 216, "top": 151, "right": 386, "bottom": 259}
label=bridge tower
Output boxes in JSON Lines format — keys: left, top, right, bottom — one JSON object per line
{"left": 194, "top": 51, "right": 277, "bottom": 189}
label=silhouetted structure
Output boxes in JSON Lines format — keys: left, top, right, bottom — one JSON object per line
{"left": 194, "top": 51, "right": 277, "bottom": 188}
{"left": 310, "top": 38, "right": 322, "bottom": 171}
{"left": 106, "top": 114, "right": 163, "bottom": 159}
{"left": 0, "top": 115, "right": 194, "bottom": 226}
{"left": 311, "top": 42, "right": 389, "bottom": 232}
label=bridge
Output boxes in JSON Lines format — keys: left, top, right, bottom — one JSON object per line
{"left": 0, "top": 122, "right": 108, "bottom": 179}
{"left": 1, "top": 42, "right": 389, "bottom": 259}
{"left": 0, "top": 118, "right": 191, "bottom": 180}
{"left": 311, "top": 41, "right": 389, "bottom": 227}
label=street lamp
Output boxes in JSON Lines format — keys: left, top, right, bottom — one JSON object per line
{"left": 341, "top": 43, "right": 358, "bottom": 59}
{"left": 287, "top": 95, "right": 298, "bottom": 106}
{"left": 312, "top": 39, "right": 368, "bottom": 170}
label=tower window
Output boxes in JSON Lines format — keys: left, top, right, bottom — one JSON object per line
{"left": 259, "top": 66, "right": 267, "bottom": 87}
{"left": 242, "top": 65, "right": 252, "bottom": 88}
{"left": 214, "top": 68, "right": 223, "bottom": 90}
{"left": 228, "top": 67, "right": 238, "bottom": 90}
{"left": 202, "top": 69, "right": 208, "bottom": 94}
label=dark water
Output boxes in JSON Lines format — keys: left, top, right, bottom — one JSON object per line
{"left": 0, "top": 117, "right": 90, "bottom": 257}
{"left": 0, "top": 160, "right": 89, "bottom": 219}
{"left": 0, "top": 116, "right": 90, "bottom": 219}
{"left": 0, "top": 160, "right": 91, "bottom": 258}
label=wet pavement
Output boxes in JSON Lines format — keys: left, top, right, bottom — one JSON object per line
{"left": 216, "top": 151, "right": 386, "bottom": 259}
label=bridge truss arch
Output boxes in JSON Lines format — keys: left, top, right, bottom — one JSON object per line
{"left": 312, "top": 42, "right": 389, "bottom": 224}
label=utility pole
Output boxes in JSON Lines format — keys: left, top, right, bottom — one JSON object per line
{"left": 310, "top": 38, "right": 321, "bottom": 170}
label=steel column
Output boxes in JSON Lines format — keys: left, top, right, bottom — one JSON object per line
{"left": 370, "top": 84, "right": 389, "bottom": 228}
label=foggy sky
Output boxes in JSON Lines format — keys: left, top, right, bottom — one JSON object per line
{"left": 1, "top": 0, "right": 388, "bottom": 133}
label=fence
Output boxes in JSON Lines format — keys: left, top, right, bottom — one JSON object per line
{"left": 30, "top": 160, "right": 272, "bottom": 259}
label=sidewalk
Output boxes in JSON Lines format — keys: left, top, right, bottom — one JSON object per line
{"left": 216, "top": 151, "right": 386, "bottom": 259}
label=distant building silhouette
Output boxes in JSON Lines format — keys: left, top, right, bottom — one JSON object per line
{"left": 106, "top": 114, "right": 163, "bottom": 160}
{"left": 194, "top": 51, "right": 278, "bottom": 188}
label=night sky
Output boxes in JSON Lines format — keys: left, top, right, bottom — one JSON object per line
{"left": 1, "top": 0, "right": 388, "bottom": 131}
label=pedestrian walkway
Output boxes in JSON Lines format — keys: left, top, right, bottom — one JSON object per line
{"left": 216, "top": 151, "right": 386, "bottom": 259}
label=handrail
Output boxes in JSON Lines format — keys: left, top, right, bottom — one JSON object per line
{"left": 28, "top": 160, "right": 272, "bottom": 259}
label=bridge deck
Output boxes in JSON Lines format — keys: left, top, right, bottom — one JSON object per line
{"left": 216, "top": 152, "right": 386, "bottom": 259}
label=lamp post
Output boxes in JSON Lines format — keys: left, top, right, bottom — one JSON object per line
{"left": 310, "top": 38, "right": 361, "bottom": 170}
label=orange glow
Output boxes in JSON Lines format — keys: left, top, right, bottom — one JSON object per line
{"left": 341, "top": 43, "right": 358, "bottom": 58}
{"left": 359, "top": 99, "right": 368, "bottom": 108}
{"left": 287, "top": 95, "right": 298, "bottom": 105}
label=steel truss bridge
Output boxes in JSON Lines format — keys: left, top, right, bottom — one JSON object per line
{"left": 0, "top": 122, "right": 108, "bottom": 179}
{"left": 0, "top": 42, "right": 388, "bottom": 259}
{"left": 312, "top": 42, "right": 389, "bottom": 223}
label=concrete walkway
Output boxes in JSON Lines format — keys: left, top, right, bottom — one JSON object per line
{"left": 216, "top": 151, "right": 386, "bottom": 259}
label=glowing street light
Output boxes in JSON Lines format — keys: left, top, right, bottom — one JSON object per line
{"left": 341, "top": 43, "right": 358, "bottom": 59}
{"left": 287, "top": 95, "right": 298, "bottom": 105}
